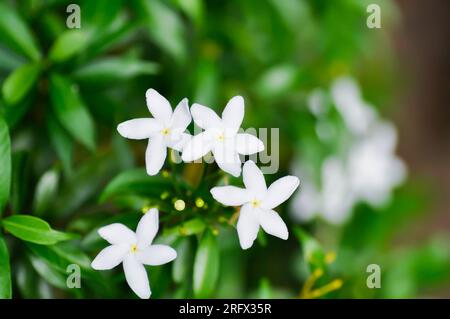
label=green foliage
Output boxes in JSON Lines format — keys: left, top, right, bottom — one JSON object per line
{"left": 2, "top": 215, "right": 76, "bottom": 245}
{"left": 0, "top": 235, "right": 12, "bottom": 298}
{"left": 193, "top": 230, "right": 220, "bottom": 298}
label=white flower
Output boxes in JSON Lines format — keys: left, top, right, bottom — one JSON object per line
{"left": 347, "top": 121, "right": 407, "bottom": 206}
{"left": 117, "top": 89, "right": 192, "bottom": 175}
{"left": 210, "top": 160, "right": 299, "bottom": 249}
{"left": 181, "top": 96, "right": 264, "bottom": 177}
{"left": 91, "top": 208, "right": 177, "bottom": 299}
{"left": 331, "top": 76, "right": 376, "bottom": 136}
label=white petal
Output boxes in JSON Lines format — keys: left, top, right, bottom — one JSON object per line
{"left": 258, "top": 209, "right": 288, "bottom": 240}
{"left": 167, "top": 132, "right": 191, "bottom": 152}
{"left": 123, "top": 255, "right": 151, "bottom": 299}
{"left": 242, "top": 160, "right": 266, "bottom": 194}
{"left": 262, "top": 176, "right": 300, "bottom": 209}
{"left": 181, "top": 131, "right": 214, "bottom": 162}
{"left": 236, "top": 204, "right": 260, "bottom": 250}
{"left": 171, "top": 98, "right": 191, "bottom": 130}
{"left": 190, "top": 103, "right": 222, "bottom": 130}
{"left": 222, "top": 96, "right": 244, "bottom": 133}
{"left": 210, "top": 186, "right": 250, "bottom": 206}
{"left": 98, "top": 224, "right": 136, "bottom": 245}
{"left": 212, "top": 145, "right": 242, "bottom": 177}
{"left": 235, "top": 133, "right": 264, "bottom": 155}
{"left": 137, "top": 208, "right": 159, "bottom": 248}
{"left": 146, "top": 89, "right": 172, "bottom": 124}
{"left": 145, "top": 135, "right": 167, "bottom": 175}
{"left": 117, "top": 118, "right": 161, "bottom": 140}
{"left": 137, "top": 244, "right": 177, "bottom": 266}
{"left": 91, "top": 244, "right": 129, "bottom": 270}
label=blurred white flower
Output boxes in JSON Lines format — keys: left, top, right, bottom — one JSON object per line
{"left": 292, "top": 76, "right": 408, "bottom": 224}
{"left": 291, "top": 157, "right": 354, "bottom": 225}
{"left": 181, "top": 96, "right": 264, "bottom": 177}
{"left": 117, "top": 89, "right": 191, "bottom": 175}
{"left": 211, "top": 160, "right": 299, "bottom": 249}
{"left": 348, "top": 121, "right": 407, "bottom": 206}
{"left": 331, "top": 76, "right": 376, "bottom": 136}
{"left": 91, "top": 208, "right": 177, "bottom": 299}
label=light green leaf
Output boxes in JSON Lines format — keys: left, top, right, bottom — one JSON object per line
{"left": 2, "top": 63, "right": 40, "bottom": 105}
{"left": 49, "top": 74, "right": 96, "bottom": 151}
{"left": 49, "top": 30, "right": 89, "bottom": 63}
{"left": 137, "top": 0, "right": 187, "bottom": 63}
{"left": 294, "top": 227, "right": 326, "bottom": 272}
{"left": 33, "top": 168, "right": 59, "bottom": 216}
{"left": 2, "top": 215, "right": 77, "bottom": 245}
{"left": 0, "top": 235, "right": 12, "bottom": 298}
{"left": 0, "top": 2, "right": 41, "bottom": 61}
{"left": 0, "top": 116, "right": 11, "bottom": 215}
{"left": 73, "top": 57, "right": 158, "bottom": 86}
{"left": 99, "top": 169, "right": 172, "bottom": 203}
{"left": 193, "top": 230, "right": 219, "bottom": 298}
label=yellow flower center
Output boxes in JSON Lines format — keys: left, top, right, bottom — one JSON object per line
{"left": 161, "top": 128, "right": 170, "bottom": 135}
{"left": 251, "top": 199, "right": 261, "bottom": 208}
{"left": 130, "top": 244, "right": 138, "bottom": 253}
{"left": 216, "top": 133, "right": 225, "bottom": 141}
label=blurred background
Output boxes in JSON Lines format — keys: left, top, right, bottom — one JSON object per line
{"left": 0, "top": 0, "right": 449, "bottom": 298}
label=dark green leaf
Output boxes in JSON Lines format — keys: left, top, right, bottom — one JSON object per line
{"left": 193, "top": 230, "right": 220, "bottom": 298}
{"left": 47, "top": 114, "right": 73, "bottom": 176}
{"left": 2, "top": 215, "right": 77, "bottom": 245}
{"left": 99, "top": 169, "right": 172, "bottom": 203}
{"left": 0, "top": 2, "right": 41, "bottom": 61}
{"left": 0, "top": 235, "right": 12, "bottom": 298}
{"left": 172, "top": 237, "right": 193, "bottom": 284}
{"left": 49, "top": 74, "right": 96, "bottom": 150}
{"left": 0, "top": 116, "right": 11, "bottom": 215}
{"left": 10, "top": 151, "right": 30, "bottom": 213}
{"left": 2, "top": 63, "right": 40, "bottom": 105}
{"left": 49, "top": 30, "right": 89, "bottom": 63}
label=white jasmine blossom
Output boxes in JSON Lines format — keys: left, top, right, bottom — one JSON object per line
{"left": 181, "top": 96, "right": 264, "bottom": 177}
{"left": 211, "top": 160, "right": 299, "bottom": 249}
{"left": 331, "top": 76, "right": 376, "bottom": 136}
{"left": 91, "top": 208, "right": 177, "bottom": 299}
{"left": 117, "top": 89, "right": 192, "bottom": 175}
{"left": 291, "top": 122, "right": 407, "bottom": 225}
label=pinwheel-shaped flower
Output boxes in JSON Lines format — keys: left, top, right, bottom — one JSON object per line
{"left": 211, "top": 161, "right": 299, "bottom": 249}
{"left": 91, "top": 208, "right": 177, "bottom": 299}
{"left": 117, "top": 89, "right": 191, "bottom": 175}
{"left": 181, "top": 96, "right": 264, "bottom": 177}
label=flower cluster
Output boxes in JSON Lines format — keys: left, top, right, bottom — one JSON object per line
{"left": 92, "top": 89, "right": 299, "bottom": 298}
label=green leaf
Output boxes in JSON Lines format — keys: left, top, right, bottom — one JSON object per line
{"left": 0, "top": 2, "right": 41, "bottom": 61}
{"left": 0, "top": 235, "right": 12, "bottom": 298}
{"left": 73, "top": 57, "right": 158, "bottom": 86}
{"left": 2, "top": 215, "right": 77, "bottom": 245}
{"left": 193, "top": 230, "right": 220, "bottom": 298}
{"left": 99, "top": 169, "right": 172, "bottom": 203}
{"left": 2, "top": 63, "right": 40, "bottom": 105}
{"left": 10, "top": 151, "right": 31, "bottom": 213}
{"left": 47, "top": 114, "right": 73, "bottom": 176}
{"left": 137, "top": 0, "right": 187, "bottom": 63}
{"left": 294, "top": 227, "right": 326, "bottom": 272}
{"left": 0, "top": 116, "right": 11, "bottom": 215}
{"left": 33, "top": 168, "right": 59, "bottom": 216}
{"left": 49, "top": 74, "right": 96, "bottom": 150}
{"left": 49, "top": 30, "right": 89, "bottom": 63}
{"left": 172, "top": 237, "right": 193, "bottom": 284}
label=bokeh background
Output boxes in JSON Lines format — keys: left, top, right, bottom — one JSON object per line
{"left": 0, "top": 0, "right": 449, "bottom": 298}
